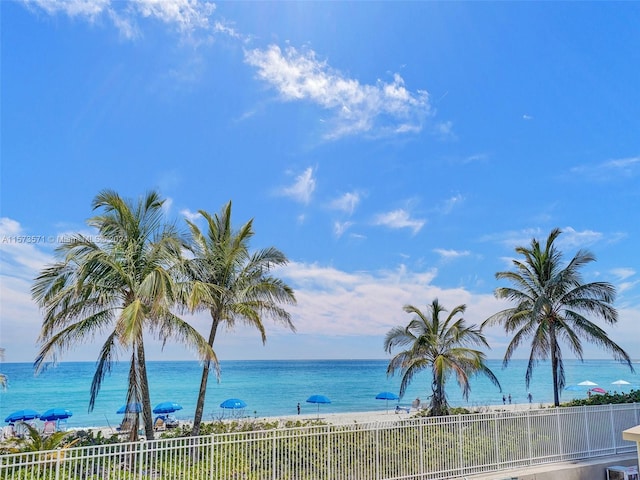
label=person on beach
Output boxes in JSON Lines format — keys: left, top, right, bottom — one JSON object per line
{"left": 297, "top": 403, "right": 300, "bottom": 415}
{"left": 502, "top": 394, "right": 506, "bottom": 405}
{"left": 528, "top": 392, "right": 533, "bottom": 403}
{"left": 508, "top": 394, "right": 512, "bottom": 404}
{"left": 412, "top": 397, "right": 421, "bottom": 410}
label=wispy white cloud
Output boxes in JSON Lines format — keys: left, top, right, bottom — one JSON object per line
{"left": 329, "top": 191, "right": 361, "bottom": 215}
{"left": 437, "top": 194, "right": 464, "bottom": 215}
{"left": 372, "top": 209, "right": 425, "bottom": 234}
{"left": 244, "top": 45, "right": 431, "bottom": 139}
{"left": 463, "top": 153, "right": 489, "bottom": 164}
{"left": 278, "top": 167, "right": 316, "bottom": 205}
{"left": 611, "top": 268, "right": 636, "bottom": 281}
{"left": 570, "top": 156, "right": 640, "bottom": 181}
{"left": 522, "top": 114, "right": 533, "bottom": 120}
{"left": 21, "top": 0, "right": 217, "bottom": 41}
{"left": 180, "top": 208, "right": 202, "bottom": 222}
{"left": 434, "top": 120, "right": 455, "bottom": 139}
{"left": 433, "top": 248, "right": 470, "bottom": 260}
{"left": 333, "top": 221, "right": 353, "bottom": 238}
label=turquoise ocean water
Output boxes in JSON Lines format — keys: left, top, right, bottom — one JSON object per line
{"left": 1, "top": 359, "right": 638, "bottom": 430}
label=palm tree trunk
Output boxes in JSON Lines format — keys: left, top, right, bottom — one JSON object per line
{"left": 137, "top": 341, "right": 155, "bottom": 440}
{"left": 191, "top": 314, "right": 220, "bottom": 436}
{"left": 550, "top": 325, "right": 560, "bottom": 407}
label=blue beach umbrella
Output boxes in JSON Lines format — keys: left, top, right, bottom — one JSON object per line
{"left": 40, "top": 408, "right": 73, "bottom": 421}
{"left": 306, "top": 394, "right": 331, "bottom": 418}
{"left": 219, "top": 398, "right": 247, "bottom": 418}
{"left": 220, "top": 398, "right": 247, "bottom": 409}
{"left": 5, "top": 409, "right": 40, "bottom": 423}
{"left": 117, "top": 403, "right": 142, "bottom": 414}
{"left": 153, "top": 402, "right": 183, "bottom": 414}
{"left": 564, "top": 385, "right": 582, "bottom": 392}
{"left": 375, "top": 392, "right": 399, "bottom": 413}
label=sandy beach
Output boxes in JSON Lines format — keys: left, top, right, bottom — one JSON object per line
{"left": 267, "top": 401, "right": 548, "bottom": 426}
{"left": 80, "top": 402, "right": 549, "bottom": 439}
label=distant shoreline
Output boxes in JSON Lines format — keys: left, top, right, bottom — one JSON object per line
{"left": 76, "top": 402, "right": 553, "bottom": 438}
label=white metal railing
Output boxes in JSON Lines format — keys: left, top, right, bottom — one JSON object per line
{"left": 1, "top": 403, "right": 638, "bottom": 480}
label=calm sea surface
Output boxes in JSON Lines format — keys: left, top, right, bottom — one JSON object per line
{"left": 1, "top": 359, "right": 638, "bottom": 430}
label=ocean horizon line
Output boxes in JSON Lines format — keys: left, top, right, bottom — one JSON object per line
{"left": 3, "top": 357, "right": 637, "bottom": 366}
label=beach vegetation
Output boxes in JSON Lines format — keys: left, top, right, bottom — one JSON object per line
{"left": 483, "top": 228, "right": 633, "bottom": 407}
{"left": 384, "top": 299, "right": 501, "bottom": 416}
{"left": 2, "top": 422, "right": 79, "bottom": 453}
{"left": 31, "top": 190, "right": 215, "bottom": 442}
{"left": 562, "top": 388, "right": 640, "bottom": 407}
{"left": 181, "top": 201, "right": 296, "bottom": 436}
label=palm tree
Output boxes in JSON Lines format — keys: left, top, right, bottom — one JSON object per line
{"left": 9, "top": 422, "right": 79, "bottom": 453}
{"left": 482, "top": 228, "right": 633, "bottom": 406}
{"left": 32, "top": 190, "right": 214, "bottom": 440}
{"left": 183, "top": 201, "right": 296, "bottom": 436}
{"left": 384, "top": 299, "right": 500, "bottom": 416}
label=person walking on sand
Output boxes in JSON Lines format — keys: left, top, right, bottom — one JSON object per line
{"left": 508, "top": 394, "right": 512, "bottom": 404}
{"left": 527, "top": 392, "right": 532, "bottom": 404}
{"left": 297, "top": 403, "right": 300, "bottom": 415}
{"left": 502, "top": 394, "right": 506, "bottom": 405}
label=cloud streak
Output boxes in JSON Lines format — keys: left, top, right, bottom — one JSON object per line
{"left": 373, "top": 209, "right": 425, "bottom": 234}
{"left": 278, "top": 167, "right": 316, "bottom": 205}
{"left": 245, "top": 45, "right": 431, "bottom": 139}
{"left": 22, "top": 0, "right": 217, "bottom": 40}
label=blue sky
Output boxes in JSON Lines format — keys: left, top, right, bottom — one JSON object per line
{"left": 1, "top": 1, "right": 639, "bottom": 364}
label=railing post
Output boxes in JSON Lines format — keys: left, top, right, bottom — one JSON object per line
{"left": 494, "top": 411, "right": 500, "bottom": 470}
{"left": 526, "top": 409, "right": 533, "bottom": 466}
{"left": 375, "top": 424, "right": 380, "bottom": 480}
{"left": 272, "top": 430, "right": 277, "bottom": 480}
{"left": 210, "top": 433, "right": 216, "bottom": 479}
{"left": 138, "top": 438, "right": 145, "bottom": 479}
{"left": 326, "top": 425, "right": 331, "bottom": 480}
{"left": 458, "top": 415, "right": 464, "bottom": 478}
{"left": 556, "top": 408, "right": 564, "bottom": 460}
{"left": 55, "top": 447, "right": 61, "bottom": 480}
{"left": 584, "top": 405, "right": 591, "bottom": 456}
{"left": 419, "top": 419, "right": 425, "bottom": 476}
{"left": 610, "top": 404, "right": 617, "bottom": 454}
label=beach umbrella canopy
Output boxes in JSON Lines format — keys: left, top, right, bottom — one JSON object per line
{"left": 578, "top": 380, "right": 597, "bottom": 386}
{"left": 39, "top": 408, "right": 73, "bottom": 421}
{"left": 220, "top": 398, "right": 247, "bottom": 409}
{"left": 117, "top": 403, "right": 142, "bottom": 414}
{"left": 5, "top": 409, "right": 40, "bottom": 423}
{"left": 306, "top": 394, "right": 331, "bottom": 405}
{"left": 564, "top": 385, "right": 582, "bottom": 391}
{"left": 306, "top": 395, "right": 331, "bottom": 418}
{"left": 375, "top": 392, "right": 399, "bottom": 401}
{"left": 153, "top": 402, "right": 183, "bottom": 414}
{"left": 612, "top": 380, "right": 631, "bottom": 386}
{"left": 591, "top": 387, "right": 607, "bottom": 394}
{"left": 375, "top": 391, "right": 399, "bottom": 413}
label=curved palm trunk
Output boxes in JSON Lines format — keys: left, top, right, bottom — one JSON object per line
{"left": 125, "top": 355, "right": 140, "bottom": 442}
{"left": 191, "top": 313, "right": 220, "bottom": 436}
{"left": 550, "top": 325, "right": 560, "bottom": 407}
{"left": 137, "top": 341, "right": 154, "bottom": 440}
{"left": 431, "top": 371, "right": 448, "bottom": 416}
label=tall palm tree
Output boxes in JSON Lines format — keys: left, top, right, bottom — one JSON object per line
{"left": 32, "top": 190, "right": 214, "bottom": 440}
{"left": 184, "top": 201, "right": 296, "bottom": 436}
{"left": 482, "top": 228, "right": 633, "bottom": 406}
{"left": 385, "top": 299, "right": 500, "bottom": 416}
